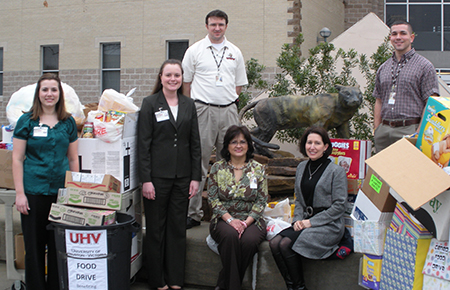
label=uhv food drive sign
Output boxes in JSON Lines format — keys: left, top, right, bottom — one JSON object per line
{"left": 65, "top": 229, "right": 108, "bottom": 289}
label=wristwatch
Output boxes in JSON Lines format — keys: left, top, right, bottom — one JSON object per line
{"left": 226, "top": 217, "right": 234, "bottom": 224}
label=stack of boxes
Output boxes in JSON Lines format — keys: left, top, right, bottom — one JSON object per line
{"left": 76, "top": 111, "right": 142, "bottom": 277}
{"left": 48, "top": 172, "right": 122, "bottom": 226}
{"left": 354, "top": 96, "right": 450, "bottom": 290}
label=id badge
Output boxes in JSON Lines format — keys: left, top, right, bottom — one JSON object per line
{"left": 250, "top": 176, "right": 258, "bottom": 189}
{"left": 33, "top": 126, "right": 48, "bottom": 137}
{"left": 155, "top": 110, "right": 170, "bottom": 122}
{"left": 215, "top": 74, "right": 224, "bottom": 87}
{"left": 388, "top": 91, "right": 396, "bottom": 105}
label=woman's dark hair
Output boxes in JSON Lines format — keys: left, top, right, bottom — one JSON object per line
{"left": 299, "top": 126, "right": 333, "bottom": 158}
{"left": 151, "top": 59, "right": 184, "bottom": 95}
{"left": 28, "top": 73, "right": 71, "bottom": 121}
{"left": 220, "top": 125, "right": 254, "bottom": 162}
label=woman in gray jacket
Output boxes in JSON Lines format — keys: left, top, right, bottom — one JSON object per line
{"left": 269, "top": 126, "right": 347, "bottom": 290}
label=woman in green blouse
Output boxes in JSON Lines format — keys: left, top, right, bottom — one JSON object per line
{"left": 208, "top": 125, "right": 268, "bottom": 290}
{"left": 12, "top": 73, "right": 79, "bottom": 290}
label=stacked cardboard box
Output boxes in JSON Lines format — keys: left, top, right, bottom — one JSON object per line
{"left": 364, "top": 134, "right": 450, "bottom": 289}
{"left": 48, "top": 172, "right": 122, "bottom": 226}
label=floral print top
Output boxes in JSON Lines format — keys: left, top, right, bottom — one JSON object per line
{"left": 207, "top": 159, "right": 268, "bottom": 228}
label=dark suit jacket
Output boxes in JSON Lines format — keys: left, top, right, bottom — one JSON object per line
{"left": 138, "top": 91, "right": 201, "bottom": 183}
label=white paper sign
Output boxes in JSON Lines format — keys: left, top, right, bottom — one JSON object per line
{"left": 65, "top": 229, "right": 108, "bottom": 289}
{"left": 68, "top": 258, "right": 107, "bottom": 290}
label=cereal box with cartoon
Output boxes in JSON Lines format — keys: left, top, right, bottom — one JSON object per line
{"left": 416, "top": 97, "right": 450, "bottom": 168}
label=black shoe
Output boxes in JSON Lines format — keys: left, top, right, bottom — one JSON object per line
{"left": 186, "top": 217, "right": 201, "bottom": 229}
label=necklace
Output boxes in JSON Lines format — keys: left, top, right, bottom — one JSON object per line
{"left": 229, "top": 162, "right": 246, "bottom": 170}
{"left": 308, "top": 163, "right": 323, "bottom": 180}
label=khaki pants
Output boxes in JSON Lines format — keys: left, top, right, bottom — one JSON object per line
{"left": 374, "top": 123, "right": 419, "bottom": 153}
{"left": 187, "top": 102, "right": 239, "bottom": 221}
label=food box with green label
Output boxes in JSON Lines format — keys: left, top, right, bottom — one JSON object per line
{"left": 57, "top": 187, "right": 122, "bottom": 210}
{"left": 48, "top": 203, "right": 116, "bottom": 226}
{"left": 361, "top": 167, "right": 397, "bottom": 212}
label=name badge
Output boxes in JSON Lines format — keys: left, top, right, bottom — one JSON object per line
{"left": 33, "top": 126, "right": 48, "bottom": 137}
{"left": 388, "top": 91, "right": 396, "bottom": 105}
{"left": 215, "top": 74, "right": 224, "bottom": 87}
{"left": 155, "top": 109, "right": 170, "bottom": 122}
{"left": 250, "top": 176, "right": 258, "bottom": 189}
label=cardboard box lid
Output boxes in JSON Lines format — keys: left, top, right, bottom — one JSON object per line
{"left": 365, "top": 138, "right": 450, "bottom": 210}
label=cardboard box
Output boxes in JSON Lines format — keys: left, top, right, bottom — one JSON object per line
{"left": 360, "top": 254, "right": 382, "bottom": 290}
{"left": 366, "top": 138, "right": 450, "bottom": 240}
{"left": 57, "top": 187, "right": 122, "bottom": 210}
{"left": 65, "top": 171, "right": 121, "bottom": 193}
{"left": 48, "top": 203, "right": 116, "bottom": 226}
{"left": 416, "top": 97, "right": 450, "bottom": 168}
{"left": 365, "top": 138, "right": 450, "bottom": 211}
{"left": 330, "top": 138, "right": 372, "bottom": 179}
{"left": 78, "top": 136, "right": 138, "bottom": 193}
{"left": 0, "top": 149, "right": 14, "bottom": 189}
{"left": 15, "top": 233, "right": 25, "bottom": 269}
{"left": 347, "top": 178, "right": 362, "bottom": 195}
{"left": 351, "top": 189, "right": 394, "bottom": 222}
{"left": 118, "top": 187, "right": 142, "bottom": 264}
{"left": 361, "top": 167, "right": 397, "bottom": 212}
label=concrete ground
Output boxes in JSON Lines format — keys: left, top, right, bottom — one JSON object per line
{"left": 0, "top": 260, "right": 213, "bottom": 290}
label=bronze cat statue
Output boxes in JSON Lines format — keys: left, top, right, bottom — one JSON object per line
{"left": 239, "top": 85, "right": 363, "bottom": 157}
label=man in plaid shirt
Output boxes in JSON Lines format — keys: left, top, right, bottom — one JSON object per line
{"left": 373, "top": 20, "right": 439, "bottom": 153}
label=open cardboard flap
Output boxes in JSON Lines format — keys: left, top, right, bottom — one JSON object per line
{"left": 365, "top": 138, "right": 450, "bottom": 210}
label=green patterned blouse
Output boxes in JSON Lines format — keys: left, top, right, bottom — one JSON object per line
{"left": 207, "top": 159, "right": 268, "bottom": 228}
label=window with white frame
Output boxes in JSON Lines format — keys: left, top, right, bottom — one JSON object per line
{"left": 167, "top": 40, "right": 189, "bottom": 61}
{"left": 385, "top": 0, "right": 450, "bottom": 51}
{"left": 41, "top": 45, "right": 59, "bottom": 74}
{"left": 101, "top": 43, "right": 121, "bottom": 92}
{"left": 0, "top": 48, "right": 3, "bottom": 96}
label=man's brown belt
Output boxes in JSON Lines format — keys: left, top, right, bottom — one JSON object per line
{"left": 382, "top": 118, "right": 421, "bottom": 127}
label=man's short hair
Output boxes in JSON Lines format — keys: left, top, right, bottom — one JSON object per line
{"left": 205, "top": 9, "right": 228, "bottom": 25}
{"left": 390, "top": 20, "right": 413, "bottom": 34}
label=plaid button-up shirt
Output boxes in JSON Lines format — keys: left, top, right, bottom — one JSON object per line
{"left": 373, "top": 49, "right": 439, "bottom": 120}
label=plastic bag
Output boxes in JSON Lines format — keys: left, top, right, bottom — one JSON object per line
{"left": 266, "top": 217, "right": 291, "bottom": 240}
{"left": 6, "top": 82, "right": 85, "bottom": 127}
{"left": 263, "top": 198, "right": 292, "bottom": 223}
{"left": 98, "top": 89, "right": 138, "bottom": 113}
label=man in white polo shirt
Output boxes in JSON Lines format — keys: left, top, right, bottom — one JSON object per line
{"left": 182, "top": 9, "right": 248, "bottom": 229}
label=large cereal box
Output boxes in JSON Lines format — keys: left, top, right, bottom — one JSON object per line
{"left": 417, "top": 97, "right": 450, "bottom": 168}
{"left": 330, "top": 139, "right": 372, "bottom": 179}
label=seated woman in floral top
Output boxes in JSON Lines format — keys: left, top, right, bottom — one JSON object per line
{"left": 208, "top": 125, "right": 268, "bottom": 290}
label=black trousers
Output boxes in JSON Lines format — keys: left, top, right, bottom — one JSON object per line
{"left": 210, "top": 219, "right": 266, "bottom": 290}
{"left": 21, "top": 194, "right": 59, "bottom": 290}
{"left": 144, "top": 177, "right": 190, "bottom": 288}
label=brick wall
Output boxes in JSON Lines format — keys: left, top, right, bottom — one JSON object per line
{"left": 344, "top": 0, "right": 384, "bottom": 30}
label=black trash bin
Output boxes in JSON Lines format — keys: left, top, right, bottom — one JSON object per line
{"left": 49, "top": 212, "right": 140, "bottom": 290}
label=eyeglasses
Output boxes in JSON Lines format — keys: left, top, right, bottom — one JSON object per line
{"left": 230, "top": 140, "right": 247, "bottom": 146}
